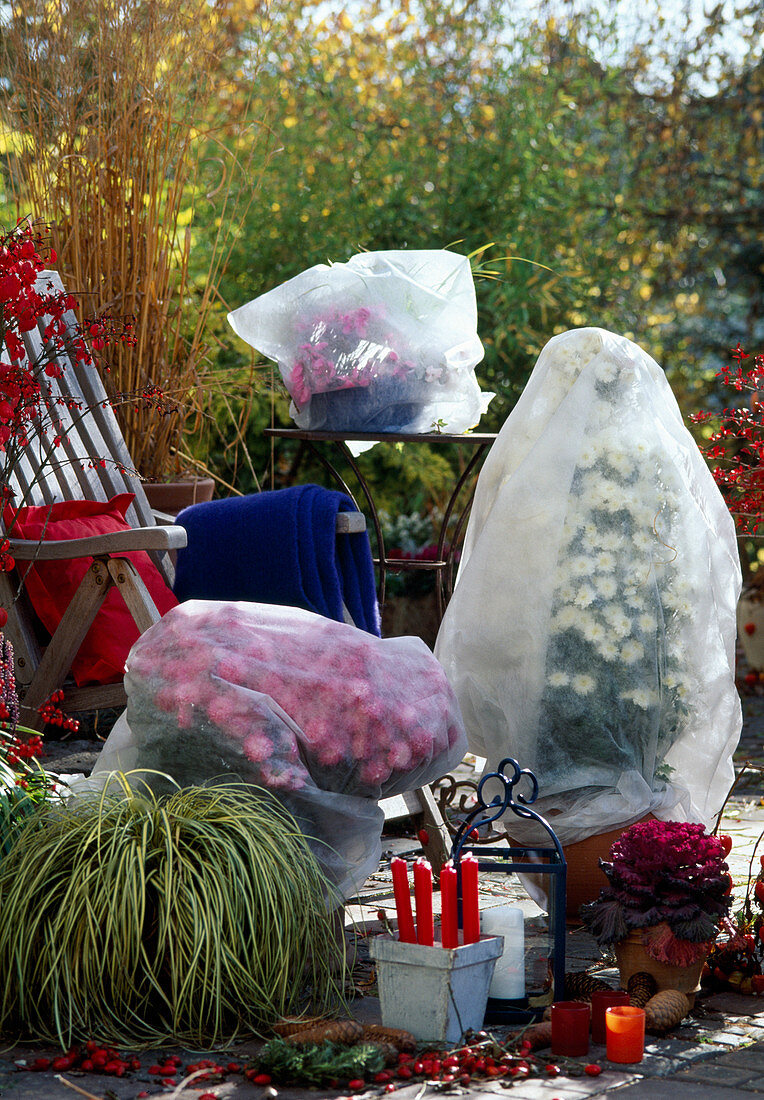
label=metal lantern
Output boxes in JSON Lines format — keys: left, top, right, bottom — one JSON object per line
{"left": 450, "top": 757, "right": 566, "bottom": 1024}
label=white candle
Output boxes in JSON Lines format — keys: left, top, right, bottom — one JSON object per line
{"left": 481, "top": 905, "right": 525, "bottom": 999}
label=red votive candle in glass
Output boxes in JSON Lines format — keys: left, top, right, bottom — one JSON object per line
{"left": 606, "top": 1005, "right": 646, "bottom": 1063}
{"left": 439, "top": 860, "right": 459, "bottom": 948}
{"left": 550, "top": 1001, "right": 590, "bottom": 1057}
{"left": 414, "top": 858, "right": 434, "bottom": 946}
{"left": 460, "top": 854, "right": 481, "bottom": 944}
{"left": 590, "top": 990, "right": 631, "bottom": 1045}
{"left": 390, "top": 857, "right": 416, "bottom": 943}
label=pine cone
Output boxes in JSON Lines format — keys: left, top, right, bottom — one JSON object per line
{"left": 627, "top": 971, "right": 658, "bottom": 1008}
{"left": 273, "top": 1016, "right": 329, "bottom": 1037}
{"left": 644, "top": 990, "right": 691, "bottom": 1034}
{"left": 565, "top": 971, "right": 615, "bottom": 1000}
{"left": 284, "top": 1020, "right": 364, "bottom": 1045}
{"left": 360, "top": 1024, "right": 417, "bottom": 1052}
{"left": 523, "top": 1021, "right": 553, "bottom": 1050}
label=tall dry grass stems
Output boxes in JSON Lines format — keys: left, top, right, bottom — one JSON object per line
{"left": 0, "top": 0, "right": 272, "bottom": 481}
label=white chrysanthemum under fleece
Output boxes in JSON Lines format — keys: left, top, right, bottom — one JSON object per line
{"left": 436, "top": 327, "right": 741, "bottom": 847}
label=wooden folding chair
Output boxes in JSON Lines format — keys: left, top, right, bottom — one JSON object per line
{"left": 0, "top": 270, "right": 188, "bottom": 728}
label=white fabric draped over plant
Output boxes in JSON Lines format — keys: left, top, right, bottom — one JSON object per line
{"left": 435, "top": 327, "right": 742, "bottom": 846}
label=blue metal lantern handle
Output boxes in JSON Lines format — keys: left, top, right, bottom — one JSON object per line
{"left": 450, "top": 757, "right": 565, "bottom": 865}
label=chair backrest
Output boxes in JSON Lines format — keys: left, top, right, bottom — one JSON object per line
{"left": 4, "top": 270, "right": 156, "bottom": 532}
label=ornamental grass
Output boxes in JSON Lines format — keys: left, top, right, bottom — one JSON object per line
{"left": 0, "top": 778, "right": 347, "bottom": 1048}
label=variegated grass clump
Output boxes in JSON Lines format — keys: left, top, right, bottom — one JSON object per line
{"left": 0, "top": 778, "right": 347, "bottom": 1048}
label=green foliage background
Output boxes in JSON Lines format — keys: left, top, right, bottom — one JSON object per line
{"left": 2, "top": 0, "right": 762, "bottom": 515}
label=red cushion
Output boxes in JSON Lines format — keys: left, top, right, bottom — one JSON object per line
{"left": 4, "top": 494, "right": 178, "bottom": 686}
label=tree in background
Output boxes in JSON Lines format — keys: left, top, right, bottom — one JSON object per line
{"left": 206, "top": 0, "right": 761, "bottom": 511}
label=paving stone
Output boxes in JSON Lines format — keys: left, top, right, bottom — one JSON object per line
{"left": 673, "top": 1063, "right": 758, "bottom": 1085}
{"left": 611, "top": 1080, "right": 761, "bottom": 1097}
{"left": 708, "top": 1048, "right": 764, "bottom": 1071}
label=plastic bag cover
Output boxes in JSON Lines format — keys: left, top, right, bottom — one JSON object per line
{"left": 92, "top": 601, "right": 467, "bottom": 898}
{"left": 227, "top": 249, "right": 493, "bottom": 434}
{"left": 434, "top": 328, "right": 741, "bottom": 846}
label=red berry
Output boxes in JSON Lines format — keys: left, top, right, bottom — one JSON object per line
{"left": 252, "top": 1073, "right": 272, "bottom": 1085}
{"left": 745, "top": 621, "right": 757, "bottom": 634}
{"left": 148, "top": 1064, "right": 163, "bottom": 1074}
{"left": 441, "top": 1073, "right": 455, "bottom": 1083}
{"left": 198, "top": 1094, "right": 218, "bottom": 1100}
{"left": 226, "top": 1061, "right": 241, "bottom": 1072}
{"left": 348, "top": 1079, "right": 366, "bottom": 1090}
{"left": 51, "top": 1057, "right": 73, "bottom": 1071}
{"left": 31, "top": 1057, "right": 50, "bottom": 1070}
{"left": 418, "top": 828, "right": 430, "bottom": 845}
{"left": 585, "top": 1064, "right": 603, "bottom": 1076}
{"left": 718, "top": 833, "right": 733, "bottom": 855}
{"left": 745, "top": 672, "right": 758, "bottom": 685}
{"left": 397, "top": 1065, "right": 413, "bottom": 1078}
{"left": 545, "top": 1064, "right": 561, "bottom": 1076}
{"left": 374, "top": 1071, "right": 392, "bottom": 1083}
{"left": 80, "top": 1059, "right": 94, "bottom": 1072}
{"left": 0, "top": 609, "right": 7, "bottom": 628}
{"left": 459, "top": 1074, "right": 471, "bottom": 1085}
{"left": 755, "top": 880, "right": 764, "bottom": 905}
{"left": 385, "top": 1086, "right": 395, "bottom": 1094}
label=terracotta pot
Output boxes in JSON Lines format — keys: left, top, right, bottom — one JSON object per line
{"left": 737, "top": 586, "right": 764, "bottom": 670}
{"left": 512, "top": 815, "right": 654, "bottom": 924}
{"left": 143, "top": 477, "right": 215, "bottom": 517}
{"left": 614, "top": 929, "right": 706, "bottom": 1009}
{"left": 563, "top": 819, "right": 653, "bottom": 921}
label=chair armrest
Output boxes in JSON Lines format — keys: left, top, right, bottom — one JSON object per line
{"left": 6, "top": 524, "right": 189, "bottom": 561}
{"left": 336, "top": 511, "right": 366, "bottom": 534}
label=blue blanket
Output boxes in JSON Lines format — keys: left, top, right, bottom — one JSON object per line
{"left": 172, "top": 484, "right": 381, "bottom": 635}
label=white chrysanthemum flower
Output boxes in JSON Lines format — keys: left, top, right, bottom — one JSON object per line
{"left": 633, "top": 438, "right": 652, "bottom": 457}
{"left": 632, "top": 530, "right": 655, "bottom": 553}
{"left": 556, "top": 582, "right": 577, "bottom": 604}
{"left": 578, "top": 444, "right": 598, "bottom": 468}
{"left": 603, "top": 606, "right": 631, "bottom": 635}
{"left": 621, "top": 639, "right": 645, "bottom": 664}
{"left": 595, "top": 358, "right": 618, "bottom": 383}
{"left": 572, "top": 673, "right": 597, "bottom": 695}
{"left": 574, "top": 585, "right": 596, "bottom": 608}
{"left": 595, "top": 575, "right": 618, "bottom": 599}
{"left": 609, "top": 452, "right": 634, "bottom": 478}
{"left": 621, "top": 687, "right": 658, "bottom": 709}
{"left": 553, "top": 606, "right": 580, "bottom": 631}
{"left": 581, "top": 617, "right": 608, "bottom": 643}
{"left": 624, "top": 591, "right": 646, "bottom": 609}
{"left": 599, "top": 532, "right": 625, "bottom": 552}
{"left": 595, "top": 551, "right": 617, "bottom": 573}
{"left": 637, "top": 613, "right": 656, "bottom": 633}
{"left": 569, "top": 556, "right": 591, "bottom": 578}
{"left": 548, "top": 671, "right": 570, "bottom": 688}
{"left": 597, "top": 638, "right": 619, "bottom": 660}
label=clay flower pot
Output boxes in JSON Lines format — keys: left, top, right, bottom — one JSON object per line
{"left": 615, "top": 930, "right": 706, "bottom": 1008}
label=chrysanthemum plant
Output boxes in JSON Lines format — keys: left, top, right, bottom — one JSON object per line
{"left": 581, "top": 819, "right": 732, "bottom": 967}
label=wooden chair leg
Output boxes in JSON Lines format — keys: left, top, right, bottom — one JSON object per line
{"left": 380, "top": 782, "right": 452, "bottom": 876}
{"left": 20, "top": 559, "right": 114, "bottom": 726}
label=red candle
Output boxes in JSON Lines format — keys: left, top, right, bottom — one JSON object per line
{"left": 460, "top": 854, "right": 480, "bottom": 944}
{"left": 390, "top": 858, "right": 416, "bottom": 943}
{"left": 550, "top": 1000, "right": 590, "bottom": 1056}
{"left": 439, "top": 860, "right": 458, "bottom": 948}
{"left": 605, "top": 1006, "right": 645, "bottom": 1063}
{"left": 590, "top": 990, "right": 630, "bottom": 1045}
{"left": 414, "top": 858, "right": 434, "bottom": 946}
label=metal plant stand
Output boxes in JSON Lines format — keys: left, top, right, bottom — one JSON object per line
{"left": 263, "top": 429, "right": 496, "bottom": 617}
